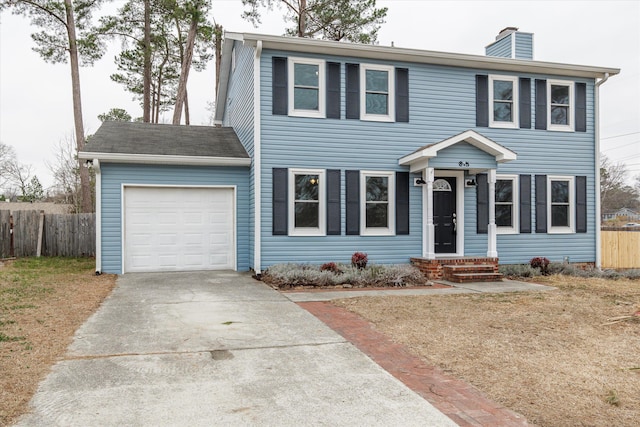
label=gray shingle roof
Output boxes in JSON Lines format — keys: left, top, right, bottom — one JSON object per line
{"left": 82, "top": 121, "right": 249, "bottom": 159}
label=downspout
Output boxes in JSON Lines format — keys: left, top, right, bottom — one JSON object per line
{"left": 253, "top": 40, "right": 263, "bottom": 276}
{"left": 594, "top": 72, "right": 610, "bottom": 270}
{"left": 92, "top": 159, "right": 102, "bottom": 274}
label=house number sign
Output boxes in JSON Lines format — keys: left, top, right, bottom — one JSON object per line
{"left": 458, "top": 161, "right": 470, "bottom": 167}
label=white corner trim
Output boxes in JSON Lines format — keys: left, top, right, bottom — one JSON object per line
{"left": 92, "top": 159, "right": 101, "bottom": 274}
{"left": 253, "top": 40, "right": 263, "bottom": 275}
{"left": 78, "top": 151, "right": 251, "bottom": 167}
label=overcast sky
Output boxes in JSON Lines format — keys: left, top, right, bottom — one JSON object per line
{"left": 1, "top": 0, "right": 639, "bottom": 191}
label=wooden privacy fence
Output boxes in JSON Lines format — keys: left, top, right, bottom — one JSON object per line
{"left": 0, "top": 210, "right": 95, "bottom": 258}
{"left": 601, "top": 228, "right": 640, "bottom": 269}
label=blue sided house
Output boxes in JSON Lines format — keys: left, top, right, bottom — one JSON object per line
{"left": 80, "top": 27, "right": 619, "bottom": 279}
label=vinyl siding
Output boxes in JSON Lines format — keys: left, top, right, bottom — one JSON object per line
{"left": 255, "top": 49, "right": 597, "bottom": 266}
{"left": 428, "top": 142, "right": 497, "bottom": 170}
{"left": 100, "top": 163, "right": 250, "bottom": 274}
{"left": 222, "top": 41, "right": 256, "bottom": 268}
{"left": 485, "top": 35, "right": 512, "bottom": 58}
{"left": 515, "top": 33, "right": 534, "bottom": 60}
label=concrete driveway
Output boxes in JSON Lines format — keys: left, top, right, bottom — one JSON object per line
{"left": 16, "top": 271, "right": 455, "bottom": 426}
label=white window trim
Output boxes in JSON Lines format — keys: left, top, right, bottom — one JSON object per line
{"left": 360, "top": 63, "right": 395, "bottom": 122}
{"left": 288, "top": 168, "right": 326, "bottom": 236}
{"left": 360, "top": 171, "right": 395, "bottom": 236}
{"left": 496, "top": 174, "right": 519, "bottom": 235}
{"left": 288, "top": 57, "right": 326, "bottom": 118}
{"left": 547, "top": 80, "right": 575, "bottom": 132}
{"left": 489, "top": 75, "right": 519, "bottom": 129}
{"left": 547, "top": 175, "right": 575, "bottom": 234}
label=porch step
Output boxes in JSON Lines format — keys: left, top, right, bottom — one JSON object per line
{"left": 446, "top": 272, "right": 504, "bottom": 283}
{"left": 442, "top": 264, "right": 503, "bottom": 283}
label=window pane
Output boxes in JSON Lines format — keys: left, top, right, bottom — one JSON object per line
{"left": 295, "top": 202, "right": 319, "bottom": 227}
{"left": 366, "top": 93, "right": 388, "bottom": 114}
{"left": 551, "top": 181, "right": 569, "bottom": 203}
{"left": 366, "top": 70, "right": 388, "bottom": 92}
{"left": 294, "top": 88, "right": 319, "bottom": 110}
{"left": 294, "top": 63, "right": 318, "bottom": 87}
{"left": 366, "top": 203, "right": 388, "bottom": 227}
{"left": 496, "top": 205, "right": 513, "bottom": 227}
{"left": 495, "top": 180, "right": 513, "bottom": 203}
{"left": 551, "top": 106, "right": 568, "bottom": 125}
{"left": 551, "top": 205, "right": 569, "bottom": 227}
{"left": 493, "top": 101, "right": 512, "bottom": 122}
{"left": 366, "top": 176, "right": 388, "bottom": 201}
{"left": 493, "top": 80, "right": 513, "bottom": 101}
{"left": 551, "top": 85, "right": 569, "bottom": 104}
{"left": 295, "top": 174, "right": 319, "bottom": 201}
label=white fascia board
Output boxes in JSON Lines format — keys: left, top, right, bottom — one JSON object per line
{"left": 78, "top": 151, "right": 251, "bottom": 167}
{"left": 399, "top": 130, "right": 517, "bottom": 166}
{"left": 238, "top": 32, "right": 619, "bottom": 79}
{"left": 214, "top": 34, "right": 241, "bottom": 123}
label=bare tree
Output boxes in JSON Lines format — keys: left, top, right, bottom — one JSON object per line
{"left": 2, "top": 0, "right": 107, "bottom": 212}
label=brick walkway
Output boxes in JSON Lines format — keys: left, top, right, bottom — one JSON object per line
{"left": 299, "top": 301, "right": 529, "bottom": 427}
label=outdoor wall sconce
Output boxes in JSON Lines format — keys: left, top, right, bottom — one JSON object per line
{"left": 465, "top": 178, "right": 477, "bottom": 187}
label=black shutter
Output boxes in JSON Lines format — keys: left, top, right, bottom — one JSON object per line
{"left": 327, "top": 169, "right": 341, "bottom": 235}
{"left": 535, "top": 79, "right": 547, "bottom": 130}
{"left": 272, "top": 168, "right": 288, "bottom": 235}
{"left": 326, "top": 62, "right": 341, "bottom": 119}
{"left": 395, "top": 68, "right": 409, "bottom": 123}
{"left": 476, "top": 75, "right": 489, "bottom": 127}
{"left": 576, "top": 176, "right": 587, "bottom": 233}
{"left": 476, "top": 173, "right": 489, "bottom": 234}
{"left": 535, "top": 175, "right": 547, "bottom": 233}
{"left": 575, "top": 83, "right": 587, "bottom": 132}
{"left": 519, "top": 174, "right": 532, "bottom": 233}
{"left": 519, "top": 78, "right": 531, "bottom": 129}
{"left": 345, "top": 170, "right": 360, "bottom": 235}
{"left": 272, "top": 57, "right": 288, "bottom": 115}
{"left": 346, "top": 63, "right": 360, "bottom": 119}
{"left": 395, "top": 172, "right": 409, "bottom": 234}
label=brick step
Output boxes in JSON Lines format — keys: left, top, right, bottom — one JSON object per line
{"left": 443, "top": 264, "right": 496, "bottom": 273}
{"left": 447, "top": 272, "right": 504, "bottom": 283}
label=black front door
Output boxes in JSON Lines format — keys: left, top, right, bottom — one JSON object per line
{"left": 434, "top": 177, "right": 457, "bottom": 254}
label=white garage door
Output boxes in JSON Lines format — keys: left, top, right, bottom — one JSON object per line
{"left": 124, "top": 186, "right": 235, "bottom": 272}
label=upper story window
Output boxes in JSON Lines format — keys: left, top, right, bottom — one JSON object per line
{"left": 547, "top": 80, "right": 574, "bottom": 131}
{"left": 489, "top": 75, "right": 519, "bottom": 128}
{"left": 289, "top": 169, "right": 326, "bottom": 236}
{"left": 495, "top": 175, "right": 519, "bottom": 234}
{"left": 360, "top": 64, "right": 395, "bottom": 122}
{"left": 547, "top": 175, "right": 575, "bottom": 233}
{"left": 288, "top": 57, "right": 326, "bottom": 118}
{"left": 360, "top": 171, "right": 395, "bottom": 235}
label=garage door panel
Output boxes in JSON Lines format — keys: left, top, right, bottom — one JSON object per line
{"left": 124, "top": 187, "right": 235, "bottom": 272}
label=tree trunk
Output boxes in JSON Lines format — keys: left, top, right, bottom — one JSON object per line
{"left": 298, "top": 0, "right": 307, "bottom": 37}
{"left": 214, "top": 24, "right": 222, "bottom": 98}
{"left": 143, "top": 0, "right": 152, "bottom": 122}
{"left": 64, "top": 0, "right": 92, "bottom": 213}
{"left": 172, "top": 16, "right": 198, "bottom": 125}
{"left": 184, "top": 89, "right": 190, "bottom": 125}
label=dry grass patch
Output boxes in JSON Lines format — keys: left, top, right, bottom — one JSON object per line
{"left": 0, "top": 258, "right": 116, "bottom": 426}
{"left": 334, "top": 276, "right": 640, "bottom": 427}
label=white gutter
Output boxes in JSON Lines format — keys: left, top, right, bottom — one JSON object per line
{"left": 253, "top": 40, "right": 263, "bottom": 275}
{"left": 595, "top": 72, "right": 610, "bottom": 270}
{"left": 78, "top": 152, "right": 251, "bottom": 167}
{"left": 91, "top": 159, "right": 102, "bottom": 274}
